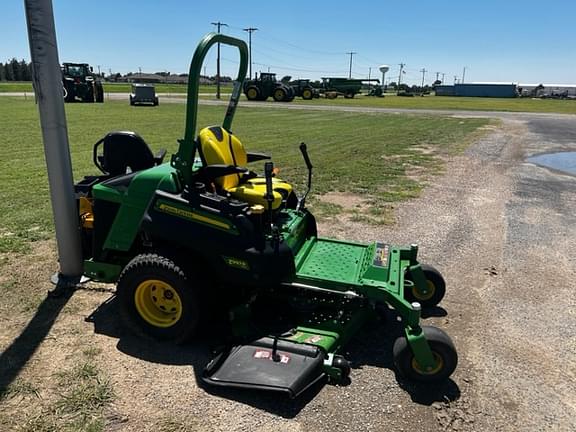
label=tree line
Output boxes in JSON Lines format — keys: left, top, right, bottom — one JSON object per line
{"left": 0, "top": 59, "right": 33, "bottom": 81}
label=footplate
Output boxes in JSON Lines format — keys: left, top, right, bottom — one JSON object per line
{"left": 202, "top": 337, "right": 325, "bottom": 398}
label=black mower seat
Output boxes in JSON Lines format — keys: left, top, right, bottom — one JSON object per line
{"left": 198, "top": 126, "right": 292, "bottom": 210}
{"left": 93, "top": 131, "right": 166, "bottom": 176}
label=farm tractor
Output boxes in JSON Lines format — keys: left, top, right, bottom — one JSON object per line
{"left": 243, "top": 72, "right": 295, "bottom": 102}
{"left": 289, "top": 78, "right": 320, "bottom": 100}
{"left": 75, "top": 33, "right": 458, "bottom": 398}
{"left": 62, "top": 62, "right": 104, "bottom": 103}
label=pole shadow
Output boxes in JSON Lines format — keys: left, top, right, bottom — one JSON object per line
{"left": 0, "top": 288, "right": 74, "bottom": 396}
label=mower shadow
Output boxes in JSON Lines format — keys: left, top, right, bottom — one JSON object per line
{"left": 344, "top": 310, "right": 460, "bottom": 406}
{"left": 86, "top": 295, "right": 320, "bottom": 418}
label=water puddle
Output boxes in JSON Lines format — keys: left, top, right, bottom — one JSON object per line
{"left": 527, "top": 151, "right": 576, "bottom": 175}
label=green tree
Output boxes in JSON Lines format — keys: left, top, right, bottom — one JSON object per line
{"left": 0, "top": 63, "right": 5, "bottom": 81}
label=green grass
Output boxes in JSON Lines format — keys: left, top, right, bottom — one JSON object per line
{"left": 288, "top": 92, "right": 576, "bottom": 114}
{"left": 0, "top": 97, "right": 488, "bottom": 253}
{"left": 0, "top": 81, "right": 227, "bottom": 94}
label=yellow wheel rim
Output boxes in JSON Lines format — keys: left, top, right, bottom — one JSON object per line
{"left": 274, "top": 89, "right": 284, "bottom": 99}
{"left": 412, "top": 352, "right": 444, "bottom": 375}
{"left": 412, "top": 280, "right": 435, "bottom": 301}
{"left": 134, "top": 279, "right": 182, "bottom": 328}
{"left": 303, "top": 89, "right": 311, "bottom": 98}
{"left": 247, "top": 88, "right": 257, "bottom": 99}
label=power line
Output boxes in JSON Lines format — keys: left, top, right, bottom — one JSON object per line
{"left": 243, "top": 27, "right": 258, "bottom": 79}
{"left": 211, "top": 21, "right": 228, "bottom": 99}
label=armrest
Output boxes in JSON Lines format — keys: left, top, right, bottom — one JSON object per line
{"left": 154, "top": 148, "right": 167, "bottom": 164}
{"left": 202, "top": 164, "right": 248, "bottom": 180}
{"left": 247, "top": 152, "right": 271, "bottom": 163}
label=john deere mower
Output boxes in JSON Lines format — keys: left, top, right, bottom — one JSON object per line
{"left": 75, "top": 33, "right": 457, "bottom": 398}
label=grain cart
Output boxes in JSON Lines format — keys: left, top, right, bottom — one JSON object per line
{"left": 75, "top": 33, "right": 458, "bottom": 398}
{"left": 61, "top": 62, "right": 104, "bottom": 103}
{"left": 243, "top": 72, "right": 295, "bottom": 102}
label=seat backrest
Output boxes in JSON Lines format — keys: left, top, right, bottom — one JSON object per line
{"left": 198, "top": 126, "right": 247, "bottom": 190}
{"left": 100, "top": 131, "right": 155, "bottom": 176}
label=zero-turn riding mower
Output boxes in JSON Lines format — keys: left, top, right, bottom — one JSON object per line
{"left": 75, "top": 33, "right": 457, "bottom": 398}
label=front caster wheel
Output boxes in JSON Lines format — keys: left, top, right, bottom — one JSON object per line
{"left": 405, "top": 264, "right": 446, "bottom": 308}
{"left": 117, "top": 253, "right": 199, "bottom": 342}
{"left": 393, "top": 326, "right": 457, "bottom": 382}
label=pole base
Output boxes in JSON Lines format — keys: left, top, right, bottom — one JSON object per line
{"left": 49, "top": 272, "right": 90, "bottom": 297}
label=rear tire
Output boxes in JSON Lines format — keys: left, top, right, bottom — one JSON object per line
{"left": 273, "top": 87, "right": 287, "bottom": 102}
{"left": 116, "top": 253, "right": 199, "bottom": 343}
{"left": 302, "top": 88, "right": 313, "bottom": 100}
{"left": 95, "top": 82, "right": 104, "bottom": 103}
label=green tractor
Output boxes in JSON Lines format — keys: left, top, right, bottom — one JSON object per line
{"left": 62, "top": 62, "right": 104, "bottom": 103}
{"left": 290, "top": 78, "right": 320, "bottom": 100}
{"left": 243, "top": 72, "right": 295, "bottom": 102}
{"left": 76, "top": 33, "right": 457, "bottom": 398}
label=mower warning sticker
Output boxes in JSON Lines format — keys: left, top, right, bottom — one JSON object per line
{"left": 373, "top": 243, "right": 389, "bottom": 267}
{"left": 253, "top": 349, "right": 290, "bottom": 364}
{"left": 304, "top": 335, "right": 324, "bottom": 344}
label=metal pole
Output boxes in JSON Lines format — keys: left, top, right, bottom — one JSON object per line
{"left": 211, "top": 21, "right": 228, "bottom": 99}
{"left": 243, "top": 27, "right": 258, "bottom": 80}
{"left": 398, "top": 63, "right": 405, "bottom": 87}
{"left": 346, "top": 52, "right": 356, "bottom": 79}
{"left": 24, "top": 0, "right": 83, "bottom": 284}
{"left": 420, "top": 68, "right": 427, "bottom": 88}
{"left": 462, "top": 66, "right": 467, "bottom": 84}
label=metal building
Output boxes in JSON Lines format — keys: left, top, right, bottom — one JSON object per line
{"left": 435, "top": 83, "right": 518, "bottom": 98}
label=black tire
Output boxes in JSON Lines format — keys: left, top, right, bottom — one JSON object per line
{"left": 95, "top": 82, "right": 104, "bottom": 103}
{"left": 245, "top": 86, "right": 260, "bottom": 101}
{"left": 302, "top": 88, "right": 313, "bottom": 100}
{"left": 333, "top": 355, "right": 351, "bottom": 381}
{"left": 64, "top": 83, "right": 75, "bottom": 102}
{"left": 404, "top": 263, "right": 446, "bottom": 308}
{"left": 344, "top": 92, "right": 355, "bottom": 99}
{"left": 116, "top": 253, "right": 199, "bottom": 342}
{"left": 154, "top": 97, "right": 159, "bottom": 106}
{"left": 393, "top": 326, "right": 457, "bottom": 382}
{"left": 273, "top": 87, "right": 287, "bottom": 102}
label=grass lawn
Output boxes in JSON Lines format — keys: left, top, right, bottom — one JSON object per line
{"left": 0, "top": 96, "right": 489, "bottom": 254}
{"left": 0, "top": 81, "right": 226, "bottom": 94}
{"left": 289, "top": 93, "right": 576, "bottom": 114}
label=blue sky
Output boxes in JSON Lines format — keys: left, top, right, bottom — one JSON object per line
{"left": 2, "top": 0, "right": 575, "bottom": 85}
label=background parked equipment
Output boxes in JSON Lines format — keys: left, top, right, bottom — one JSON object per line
{"left": 61, "top": 62, "right": 103, "bottom": 103}
{"left": 289, "top": 79, "right": 320, "bottom": 100}
{"left": 130, "top": 83, "right": 159, "bottom": 106}
{"left": 243, "top": 72, "right": 295, "bottom": 102}
{"left": 318, "top": 77, "right": 380, "bottom": 98}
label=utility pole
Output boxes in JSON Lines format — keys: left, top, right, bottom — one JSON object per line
{"left": 435, "top": 71, "right": 440, "bottom": 82}
{"left": 346, "top": 51, "right": 356, "bottom": 79}
{"left": 97, "top": 65, "right": 101, "bottom": 76}
{"left": 211, "top": 21, "right": 228, "bottom": 99}
{"left": 454, "top": 75, "right": 458, "bottom": 84}
{"left": 138, "top": 66, "right": 142, "bottom": 79}
{"left": 398, "top": 63, "right": 405, "bottom": 87}
{"left": 243, "top": 27, "right": 258, "bottom": 79}
{"left": 420, "top": 68, "right": 427, "bottom": 89}
{"left": 368, "top": 67, "right": 371, "bottom": 81}
{"left": 441, "top": 72, "right": 445, "bottom": 83}
{"left": 462, "top": 66, "right": 467, "bottom": 84}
